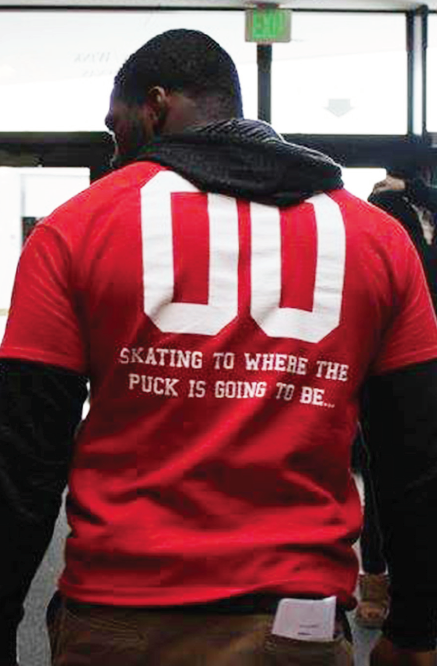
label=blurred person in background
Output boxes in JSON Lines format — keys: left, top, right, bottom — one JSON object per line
{"left": 353, "top": 163, "right": 437, "bottom": 636}
{"left": 369, "top": 165, "right": 437, "bottom": 311}
{"left": 352, "top": 429, "right": 390, "bottom": 631}
{"left": 0, "top": 29, "right": 436, "bottom": 666}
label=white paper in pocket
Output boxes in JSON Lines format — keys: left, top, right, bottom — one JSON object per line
{"left": 272, "top": 596, "right": 337, "bottom": 642}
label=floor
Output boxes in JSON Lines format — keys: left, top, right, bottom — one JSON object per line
{"left": 17, "top": 492, "right": 381, "bottom": 666}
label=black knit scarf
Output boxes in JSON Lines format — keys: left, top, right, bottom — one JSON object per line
{"left": 136, "top": 118, "right": 343, "bottom": 207}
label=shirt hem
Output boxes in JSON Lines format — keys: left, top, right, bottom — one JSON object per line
{"left": 59, "top": 579, "right": 356, "bottom": 611}
{"left": 0, "top": 347, "right": 86, "bottom": 374}
{"left": 373, "top": 345, "right": 437, "bottom": 375}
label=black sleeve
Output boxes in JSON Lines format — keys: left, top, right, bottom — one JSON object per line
{"left": 0, "top": 360, "right": 87, "bottom": 662}
{"left": 361, "top": 359, "right": 437, "bottom": 651}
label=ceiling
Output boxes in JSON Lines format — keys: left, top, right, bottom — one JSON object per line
{"left": 0, "top": 0, "right": 436, "bottom": 11}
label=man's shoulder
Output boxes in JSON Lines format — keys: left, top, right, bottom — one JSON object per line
{"left": 328, "top": 187, "right": 407, "bottom": 233}
{"left": 40, "top": 162, "right": 167, "bottom": 236}
{"left": 323, "top": 188, "right": 420, "bottom": 267}
{"left": 74, "top": 161, "right": 166, "bottom": 209}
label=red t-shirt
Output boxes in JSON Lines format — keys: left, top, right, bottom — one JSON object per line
{"left": 2, "top": 163, "right": 437, "bottom": 609}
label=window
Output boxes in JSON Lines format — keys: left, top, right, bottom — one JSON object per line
{"left": 0, "top": 10, "right": 257, "bottom": 131}
{"left": 272, "top": 12, "right": 407, "bottom": 134}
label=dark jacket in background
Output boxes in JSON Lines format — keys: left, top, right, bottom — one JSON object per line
{"left": 369, "top": 178, "right": 437, "bottom": 313}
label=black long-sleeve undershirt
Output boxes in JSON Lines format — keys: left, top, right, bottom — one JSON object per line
{"left": 0, "top": 358, "right": 436, "bottom": 660}
{"left": 361, "top": 359, "right": 437, "bottom": 650}
{"left": 0, "top": 360, "right": 87, "bottom": 663}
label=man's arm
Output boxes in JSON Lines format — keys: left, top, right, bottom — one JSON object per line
{"left": 0, "top": 360, "right": 87, "bottom": 664}
{"left": 361, "top": 359, "right": 437, "bottom": 656}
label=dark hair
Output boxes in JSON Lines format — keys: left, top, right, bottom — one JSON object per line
{"left": 114, "top": 29, "right": 243, "bottom": 117}
{"left": 386, "top": 147, "right": 434, "bottom": 182}
{"left": 387, "top": 163, "right": 433, "bottom": 183}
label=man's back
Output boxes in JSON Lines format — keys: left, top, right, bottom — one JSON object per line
{"left": 2, "top": 140, "right": 435, "bottom": 613}
{"left": 1, "top": 27, "right": 436, "bottom": 662}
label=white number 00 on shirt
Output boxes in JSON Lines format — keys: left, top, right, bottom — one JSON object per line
{"left": 141, "top": 171, "right": 346, "bottom": 343}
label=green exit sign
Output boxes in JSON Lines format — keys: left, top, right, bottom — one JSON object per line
{"left": 246, "top": 8, "right": 291, "bottom": 44}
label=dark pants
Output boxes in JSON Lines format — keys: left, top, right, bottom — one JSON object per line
{"left": 47, "top": 593, "right": 354, "bottom": 666}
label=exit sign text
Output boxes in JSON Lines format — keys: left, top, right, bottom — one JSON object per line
{"left": 245, "top": 8, "right": 291, "bottom": 44}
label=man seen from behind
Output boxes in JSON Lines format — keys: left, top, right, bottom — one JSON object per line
{"left": 0, "top": 29, "right": 436, "bottom": 666}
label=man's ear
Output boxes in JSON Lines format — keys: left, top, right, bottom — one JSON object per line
{"left": 145, "top": 86, "right": 169, "bottom": 132}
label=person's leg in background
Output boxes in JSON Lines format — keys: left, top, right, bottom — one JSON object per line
{"left": 352, "top": 432, "right": 390, "bottom": 629}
